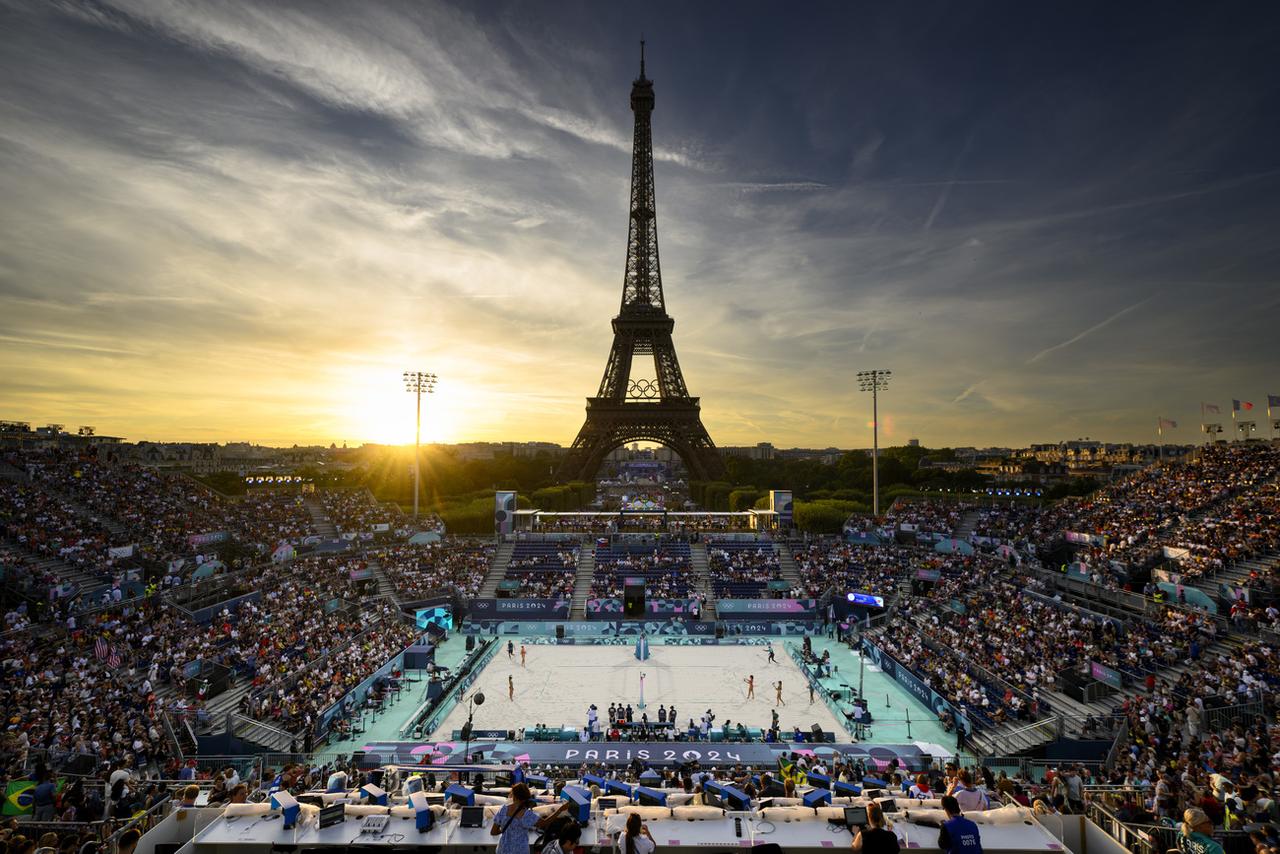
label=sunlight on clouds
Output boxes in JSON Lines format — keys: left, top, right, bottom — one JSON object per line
{"left": 2, "top": 2, "right": 1277, "bottom": 449}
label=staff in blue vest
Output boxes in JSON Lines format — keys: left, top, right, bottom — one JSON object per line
{"left": 938, "top": 795, "right": 983, "bottom": 854}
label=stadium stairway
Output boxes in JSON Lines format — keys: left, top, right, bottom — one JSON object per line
{"left": 967, "top": 715, "right": 1062, "bottom": 757}
{"left": 479, "top": 540, "right": 514, "bottom": 598}
{"left": 14, "top": 472, "right": 131, "bottom": 541}
{"left": 973, "top": 633, "right": 1244, "bottom": 758}
{"left": 231, "top": 709, "right": 297, "bottom": 753}
{"left": 0, "top": 537, "right": 102, "bottom": 594}
{"left": 1187, "top": 548, "right": 1280, "bottom": 600}
{"left": 570, "top": 541, "right": 596, "bottom": 620}
{"left": 953, "top": 509, "right": 981, "bottom": 542}
{"left": 301, "top": 494, "right": 339, "bottom": 538}
{"left": 774, "top": 542, "right": 801, "bottom": 593}
{"left": 365, "top": 557, "right": 402, "bottom": 610}
{"left": 689, "top": 542, "right": 715, "bottom": 619}
{"left": 152, "top": 671, "right": 256, "bottom": 742}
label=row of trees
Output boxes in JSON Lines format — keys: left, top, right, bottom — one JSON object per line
{"left": 194, "top": 442, "right": 1099, "bottom": 536}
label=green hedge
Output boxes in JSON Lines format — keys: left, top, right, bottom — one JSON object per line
{"left": 794, "top": 499, "right": 865, "bottom": 534}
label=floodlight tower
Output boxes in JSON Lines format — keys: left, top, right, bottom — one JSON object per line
{"left": 857, "top": 370, "right": 892, "bottom": 516}
{"left": 403, "top": 371, "right": 438, "bottom": 521}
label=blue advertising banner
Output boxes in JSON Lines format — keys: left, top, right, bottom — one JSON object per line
{"left": 861, "top": 638, "right": 969, "bottom": 736}
{"left": 469, "top": 598, "right": 570, "bottom": 620}
{"left": 462, "top": 620, "right": 811, "bottom": 638}
{"left": 352, "top": 739, "right": 946, "bottom": 771}
{"left": 1090, "top": 661, "right": 1124, "bottom": 689}
{"left": 716, "top": 599, "right": 817, "bottom": 619}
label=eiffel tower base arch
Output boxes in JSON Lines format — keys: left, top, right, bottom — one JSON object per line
{"left": 556, "top": 399, "right": 727, "bottom": 483}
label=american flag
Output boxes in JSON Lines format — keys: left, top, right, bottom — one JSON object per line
{"left": 94, "top": 637, "right": 108, "bottom": 660}
{"left": 1201, "top": 402, "right": 1221, "bottom": 415}
{"left": 107, "top": 647, "right": 123, "bottom": 669}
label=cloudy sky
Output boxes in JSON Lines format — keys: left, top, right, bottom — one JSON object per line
{"left": 2, "top": 1, "right": 1278, "bottom": 448}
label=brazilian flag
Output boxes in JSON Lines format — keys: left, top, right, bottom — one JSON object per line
{"left": 3, "top": 781, "right": 34, "bottom": 815}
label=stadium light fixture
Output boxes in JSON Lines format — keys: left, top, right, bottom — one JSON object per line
{"left": 857, "top": 369, "right": 891, "bottom": 516}
{"left": 403, "top": 371, "right": 438, "bottom": 521}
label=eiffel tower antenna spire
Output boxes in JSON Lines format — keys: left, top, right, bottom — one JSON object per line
{"left": 558, "top": 51, "right": 725, "bottom": 483}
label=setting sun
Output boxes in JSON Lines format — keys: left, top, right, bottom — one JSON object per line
{"left": 341, "top": 375, "right": 468, "bottom": 446}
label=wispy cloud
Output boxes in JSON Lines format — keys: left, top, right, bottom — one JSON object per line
{"left": 1, "top": 2, "right": 1277, "bottom": 448}
{"left": 952, "top": 381, "right": 986, "bottom": 404}
{"left": 1027, "top": 299, "right": 1152, "bottom": 364}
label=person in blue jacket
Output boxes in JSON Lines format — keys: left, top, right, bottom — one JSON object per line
{"left": 938, "top": 795, "right": 983, "bottom": 854}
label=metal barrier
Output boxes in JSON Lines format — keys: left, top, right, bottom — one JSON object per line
{"left": 103, "top": 795, "right": 170, "bottom": 854}
{"left": 1085, "top": 800, "right": 1158, "bottom": 854}
{"left": 229, "top": 713, "right": 299, "bottom": 750}
{"left": 1203, "top": 698, "right": 1266, "bottom": 732}
{"left": 1104, "top": 715, "right": 1129, "bottom": 770}
{"left": 977, "top": 716, "right": 1062, "bottom": 757}
{"left": 1026, "top": 563, "right": 1231, "bottom": 635}
{"left": 21, "top": 746, "right": 99, "bottom": 777}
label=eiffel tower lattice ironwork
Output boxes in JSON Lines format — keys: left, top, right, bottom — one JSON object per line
{"left": 558, "top": 45, "right": 726, "bottom": 483}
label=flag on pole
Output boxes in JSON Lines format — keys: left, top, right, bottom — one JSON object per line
{"left": 1201, "top": 402, "right": 1221, "bottom": 415}
{"left": 94, "top": 637, "right": 108, "bottom": 660}
{"left": 1158, "top": 418, "right": 1177, "bottom": 431}
{"left": 1233, "top": 400, "right": 1254, "bottom": 412}
{"left": 1268, "top": 394, "right": 1280, "bottom": 408}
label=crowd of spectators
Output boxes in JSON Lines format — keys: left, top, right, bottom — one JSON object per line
{"left": 886, "top": 500, "right": 972, "bottom": 537}
{"left": 706, "top": 542, "right": 780, "bottom": 598}
{"left": 501, "top": 543, "right": 578, "bottom": 598}
{"left": 373, "top": 541, "right": 492, "bottom": 600}
{"left": 319, "top": 490, "right": 399, "bottom": 536}
{"left": 968, "top": 502, "right": 1051, "bottom": 547}
{"left": 0, "top": 596, "right": 181, "bottom": 780}
{"left": 241, "top": 602, "right": 416, "bottom": 740}
{"left": 1040, "top": 443, "right": 1280, "bottom": 572}
{"left": 0, "top": 481, "right": 124, "bottom": 588}
{"left": 590, "top": 543, "right": 692, "bottom": 599}
{"left": 792, "top": 542, "right": 928, "bottom": 598}
{"left": 1158, "top": 482, "right": 1280, "bottom": 581}
{"left": 1108, "top": 643, "right": 1279, "bottom": 832}
{"left": 1, "top": 549, "right": 78, "bottom": 617}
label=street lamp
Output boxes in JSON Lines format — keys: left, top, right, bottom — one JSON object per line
{"left": 857, "top": 369, "right": 892, "bottom": 516}
{"left": 403, "top": 371, "right": 438, "bottom": 521}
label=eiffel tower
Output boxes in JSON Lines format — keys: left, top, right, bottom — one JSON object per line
{"left": 558, "top": 45, "right": 726, "bottom": 483}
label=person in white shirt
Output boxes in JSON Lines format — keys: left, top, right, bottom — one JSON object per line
{"left": 619, "top": 812, "right": 656, "bottom": 854}
{"left": 948, "top": 770, "right": 989, "bottom": 812}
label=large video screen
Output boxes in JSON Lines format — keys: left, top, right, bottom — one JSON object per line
{"left": 415, "top": 605, "right": 453, "bottom": 632}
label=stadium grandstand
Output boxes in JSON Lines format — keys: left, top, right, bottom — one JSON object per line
{"left": 0, "top": 440, "right": 1277, "bottom": 854}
